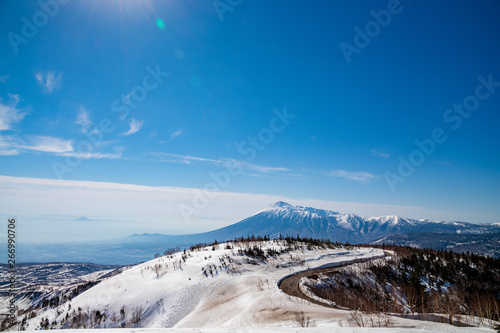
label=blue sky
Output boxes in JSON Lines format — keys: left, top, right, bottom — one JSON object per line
{"left": 1, "top": 0, "right": 500, "bottom": 241}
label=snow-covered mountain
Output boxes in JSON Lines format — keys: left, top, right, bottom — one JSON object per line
{"left": 204, "top": 201, "right": 500, "bottom": 244}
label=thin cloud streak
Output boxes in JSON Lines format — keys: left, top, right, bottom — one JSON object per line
{"left": 0, "top": 134, "right": 123, "bottom": 160}
{"left": 21, "top": 136, "right": 73, "bottom": 153}
{"left": 59, "top": 146, "right": 124, "bottom": 160}
{"left": 0, "top": 135, "right": 72, "bottom": 155}
{"left": 59, "top": 151, "right": 123, "bottom": 160}
{"left": 371, "top": 148, "right": 390, "bottom": 159}
{"left": 328, "top": 169, "right": 378, "bottom": 183}
{"left": 151, "top": 152, "right": 289, "bottom": 174}
{"left": 171, "top": 129, "right": 183, "bottom": 139}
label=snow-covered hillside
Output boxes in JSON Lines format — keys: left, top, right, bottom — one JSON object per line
{"left": 16, "top": 241, "right": 496, "bottom": 332}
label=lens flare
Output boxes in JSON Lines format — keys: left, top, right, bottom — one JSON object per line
{"left": 156, "top": 19, "right": 165, "bottom": 30}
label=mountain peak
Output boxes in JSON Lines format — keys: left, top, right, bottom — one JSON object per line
{"left": 268, "top": 201, "right": 294, "bottom": 209}
{"left": 74, "top": 216, "right": 92, "bottom": 221}
{"left": 256, "top": 201, "right": 297, "bottom": 215}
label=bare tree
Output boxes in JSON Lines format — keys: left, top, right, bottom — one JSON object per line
{"left": 348, "top": 310, "right": 366, "bottom": 327}
{"left": 131, "top": 306, "right": 144, "bottom": 326}
{"left": 94, "top": 310, "right": 103, "bottom": 327}
{"left": 154, "top": 263, "right": 163, "bottom": 277}
{"left": 428, "top": 289, "right": 443, "bottom": 321}
{"left": 368, "top": 313, "right": 393, "bottom": 327}
{"left": 483, "top": 293, "right": 498, "bottom": 324}
{"left": 404, "top": 285, "right": 419, "bottom": 315}
{"left": 443, "top": 288, "right": 460, "bottom": 326}
{"left": 120, "top": 306, "right": 125, "bottom": 320}
{"left": 292, "top": 311, "right": 317, "bottom": 327}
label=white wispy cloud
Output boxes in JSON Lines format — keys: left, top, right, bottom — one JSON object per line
{"left": 21, "top": 135, "right": 73, "bottom": 153}
{"left": 328, "top": 169, "right": 378, "bottom": 183}
{"left": 0, "top": 135, "right": 20, "bottom": 156}
{"left": 171, "top": 129, "right": 183, "bottom": 139}
{"left": 123, "top": 118, "right": 144, "bottom": 136}
{"left": 35, "top": 71, "right": 63, "bottom": 94}
{"left": 76, "top": 107, "right": 92, "bottom": 132}
{"left": 0, "top": 134, "right": 73, "bottom": 155}
{"left": 0, "top": 94, "right": 28, "bottom": 131}
{"left": 0, "top": 149, "right": 19, "bottom": 156}
{"left": 242, "top": 161, "right": 289, "bottom": 173}
{"left": 370, "top": 148, "right": 390, "bottom": 158}
{"left": 59, "top": 146, "right": 124, "bottom": 160}
{"left": 94, "top": 139, "right": 121, "bottom": 148}
{"left": 153, "top": 153, "right": 224, "bottom": 166}
{"left": 151, "top": 152, "right": 289, "bottom": 174}
{"left": 0, "top": 132, "right": 124, "bottom": 160}
{"left": 0, "top": 75, "right": 9, "bottom": 83}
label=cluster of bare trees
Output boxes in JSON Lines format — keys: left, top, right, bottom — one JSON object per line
{"left": 201, "top": 254, "right": 239, "bottom": 277}
{"left": 45, "top": 306, "right": 102, "bottom": 329}
{"left": 346, "top": 310, "right": 392, "bottom": 327}
{"left": 143, "top": 252, "right": 192, "bottom": 278}
{"left": 292, "top": 310, "right": 317, "bottom": 327}
{"left": 140, "top": 263, "right": 169, "bottom": 278}
{"left": 29, "top": 303, "right": 147, "bottom": 330}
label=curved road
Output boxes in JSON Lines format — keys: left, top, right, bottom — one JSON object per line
{"left": 278, "top": 255, "right": 384, "bottom": 308}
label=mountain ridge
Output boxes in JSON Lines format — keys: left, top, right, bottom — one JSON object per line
{"left": 224, "top": 201, "right": 498, "bottom": 242}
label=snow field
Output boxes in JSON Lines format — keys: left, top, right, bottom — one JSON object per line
{"left": 22, "top": 241, "right": 496, "bottom": 332}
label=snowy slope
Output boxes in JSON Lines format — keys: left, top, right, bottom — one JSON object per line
{"left": 20, "top": 242, "right": 496, "bottom": 332}
{"left": 23, "top": 242, "right": 380, "bottom": 329}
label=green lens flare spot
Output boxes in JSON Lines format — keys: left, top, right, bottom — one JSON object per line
{"left": 156, "top": 19, "right": 165, "bottom": 30}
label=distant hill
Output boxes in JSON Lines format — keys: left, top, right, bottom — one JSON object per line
{"left": 73, "top": 216, "right": 93, "bottom": 221}
{"left": 370, "top": 232, "right": 500, "bottom": 258}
